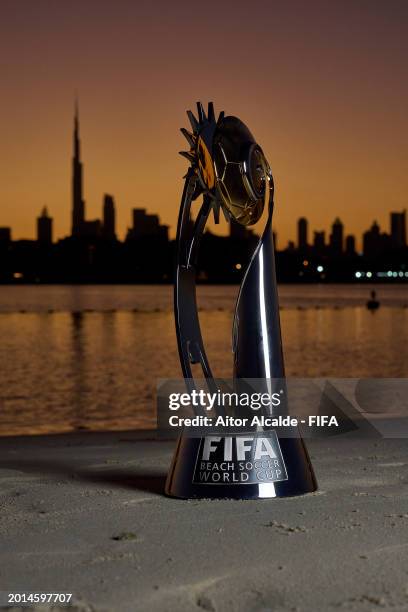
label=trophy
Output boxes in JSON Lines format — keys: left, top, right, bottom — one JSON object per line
{"left": 165, "top": 103, "right": 317, "bottom": 499}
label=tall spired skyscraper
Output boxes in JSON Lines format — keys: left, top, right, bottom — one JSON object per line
{"left": 71, "top": 101, "right": 85, "bottom": 236}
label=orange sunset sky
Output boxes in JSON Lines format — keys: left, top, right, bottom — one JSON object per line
{"left": 1, "top": 0, "right": 407, "bottom": 248}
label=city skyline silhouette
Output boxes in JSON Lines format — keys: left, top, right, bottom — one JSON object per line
{"left": 1, "top": 1, "right": 408, "bottom": 246}
{"left": 0, "top": 102, "right": 406, "bottom": 259}
{"left": 0, "top": 103, "right": 406, "bottom": 286}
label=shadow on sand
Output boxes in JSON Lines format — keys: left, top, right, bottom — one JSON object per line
{"left": 0, "top": 456, "right": 168, "bottom": 496}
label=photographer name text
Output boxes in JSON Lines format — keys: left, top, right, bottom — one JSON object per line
{"left": 168, "top": 415, "right": 339, "bottom": 428}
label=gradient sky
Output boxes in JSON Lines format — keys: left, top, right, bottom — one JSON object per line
{"left": 1, "top": 0, "right": 407, "bottom": 247}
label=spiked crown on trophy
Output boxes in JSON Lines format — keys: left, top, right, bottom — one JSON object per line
{"left": 179, "top": 102, "right": 273, "bottom": 227}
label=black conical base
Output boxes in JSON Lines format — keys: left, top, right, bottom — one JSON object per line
{"left": 165, "top": 433, "right": 317, "bottom": 499}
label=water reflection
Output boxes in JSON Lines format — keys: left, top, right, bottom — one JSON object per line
{"left": 0, "top": 292, "right": 407, "bottom": 435}
{"left": 70, "top": 311, "right": 87, "bottom": 430}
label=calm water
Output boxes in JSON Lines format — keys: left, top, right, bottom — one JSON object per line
{"left": 0, "top": 284, "right": 407, "bottom": 436}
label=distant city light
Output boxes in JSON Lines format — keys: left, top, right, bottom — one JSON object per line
{"left": 235, "top": 263, "right": 242, "bottom": 270}
{"left": 366, "top": 271, "right": 372, "bottom": 278}
{"left": 303, "top": 260, "right": 309, "bottom": 267}
{"left": 387, "top": 271, "right": 393, "bottom": 277}
{"left": 393, "top": 272, "right": 398, "bottom": 278}
{"left": 317, "top": 265, "right": 324, "bottom": 273}
{"left": 355, "top": 271, "right": 362, "bottom": 278}
{"left": 13, "top": 272, "right": 23, "bottom": 279}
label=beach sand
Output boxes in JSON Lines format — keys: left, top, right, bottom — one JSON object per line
{"left": 1, "top": 431, "right": 408, "bottom": 611}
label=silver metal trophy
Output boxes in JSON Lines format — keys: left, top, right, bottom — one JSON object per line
{"left": 165, "top": 102, "right": 317, "bottom": 499}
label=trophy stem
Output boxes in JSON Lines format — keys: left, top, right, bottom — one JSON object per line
{"left": 233, "top": 204, "right": 284, "bottom": 381}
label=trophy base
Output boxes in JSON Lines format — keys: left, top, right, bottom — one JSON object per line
{"left": 165, "top": 434, "right": 317, "bottom": 500}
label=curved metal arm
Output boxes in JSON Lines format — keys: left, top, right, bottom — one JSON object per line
{"left": 174, "top": 170, "right": 214, "bottom": 392}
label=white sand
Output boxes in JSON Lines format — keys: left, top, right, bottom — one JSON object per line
{"left": 1, "top": 431, "right": 408, "bottom": 611}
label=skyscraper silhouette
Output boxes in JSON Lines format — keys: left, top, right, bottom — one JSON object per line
{"left": 0, "top": 227, "right": 11, "bottom": 243}
{"left": 345, "top": 234, "right": 356, "bottom": 256}
{"left": 37, "top": 207, "right": 53, "bottom": 244}
{"left": 313, "top": 231, "right": 326, "bottom": 255}
{"left": 127, "top": 208, "right": 168, "bottom": 241}
{"left": 103, "top": 194, "right": 116, "bottom": 240}
{"left": 329, "top": 218, "right": 343, "bottom": 255}
{"left": 363, "top": 220, "right": 390, "bottom": 257}
{"left": 71, "top": 101, "right": 85, "bottom": 237}
{"left": 297, "top": 217, "right": 308, "bottom": 250}
{"left": 390, "top": 210, "right": 406, "bottom": 249}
